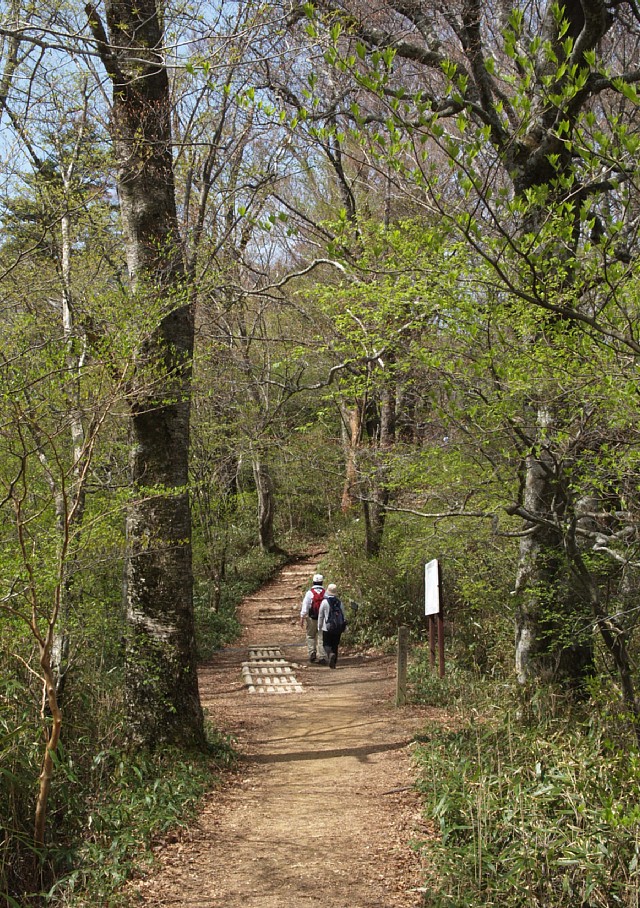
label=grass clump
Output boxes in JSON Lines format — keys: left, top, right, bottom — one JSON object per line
{"left": 414, "top": 705, "right": 640, "bottom": 907}
{"left": 46, "top": 727, "right": 237, "bottom": 907}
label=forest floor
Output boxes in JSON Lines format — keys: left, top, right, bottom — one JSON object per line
{"left": 127, "top": 551, "right": 447, "bottom": 908}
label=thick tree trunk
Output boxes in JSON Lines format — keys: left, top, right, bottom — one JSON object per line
{"left": 568, "top": 538, "right": 640, "bottom": 745}
{"left": 89, "top": 0, "right": 204, "bottom": 747}
{"left": 514, "top": 435, "right": 556, "bottom": 683}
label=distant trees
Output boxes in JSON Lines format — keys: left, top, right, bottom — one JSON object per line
{"left": 280, "top": 0, "right": 640, "bottom": 701}
{"left": 0, "top": 59, "right": 129, "bottom": 851}
{"left": 0, "top": 316, "right": 130, "bottom": 847}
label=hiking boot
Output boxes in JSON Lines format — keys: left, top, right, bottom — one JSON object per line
{"left": 329, "top": 653, "right": 337, "bottom": 669}
{"left": 309, "top": 653, "right": 316, "bottom": 663}
{"left": 317, "top": 657, "right": 327, "bottom": 665}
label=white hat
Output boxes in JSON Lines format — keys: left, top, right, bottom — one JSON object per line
{"left": 327, "top": 583, "right": 337, "bottom": 594}
{"left": 313, "top": 573, "right": 323, "bottom": 584}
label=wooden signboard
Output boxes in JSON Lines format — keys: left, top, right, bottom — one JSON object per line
{"left": 424, "top": 559, "right": 440, "bottom": 615}
{"left": 424, "top": 559, "right": 445, "bottom": 677}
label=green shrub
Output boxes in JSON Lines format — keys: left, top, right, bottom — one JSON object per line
{"left": 322, "top": 512, "right": 516, "bottom": 668}
{"left": 407, "top": 646, "right": 503, "bottom": 711}
{"left": 273, "top": 432, "right": 343, "bottom": 542}
{"left": 194, "top": 547, "right": 289, "bottom": 658}
{"left": 0, "top": 675, "right": 42, "bottom": 906}
{"left": 44, "top": 728, "right": 236, "bottom": 907}
{"left": 322, "top": 522, "right": 420, "bottom": 644}
{"left": 194, "top": 590, "right": 243, "bottom": 659}
{"left": 414, "top": 710, "right": 640, "bottom": 907}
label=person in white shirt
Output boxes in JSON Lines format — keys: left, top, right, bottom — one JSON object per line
{"left": 300, "top": 573, "right": 326, "bottom": 664}
{"left": 317, "top": 583, "right": 347, "bottom": 669}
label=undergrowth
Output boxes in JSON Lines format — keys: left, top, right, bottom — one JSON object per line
{"left": 412, "top": 675, "right": 640, "bottom": 908}
{"left": 194, "top": 548, "right": 288, "bottom": 659}
{"left": 43, "top": 727, "right": 237, "bottom": 908}
{"left": 3, "top": 547, "right": 287, "bottom": 908}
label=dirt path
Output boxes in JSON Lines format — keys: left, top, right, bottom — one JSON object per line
{"left": 130, "top": 555, "right": 436, "bottom": 908}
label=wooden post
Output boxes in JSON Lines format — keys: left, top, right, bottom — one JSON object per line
{"left": 424, "top": 557, "right": 445, "bottom": 676}
{"left": 438, "top": 561, "right": 445, "bottom": 677}
{"left": 429, "top": 615, "right": 436, "bottom": 669}
{"left": 396, "top": 626, "right": 409, "bottom": 706}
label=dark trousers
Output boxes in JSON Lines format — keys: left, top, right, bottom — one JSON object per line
{"left": 322, "top": 630, "right": 342, "bottom": 663}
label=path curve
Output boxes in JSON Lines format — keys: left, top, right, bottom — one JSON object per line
{"left": 130, "top": 554, "right": 434, "bottom": 907}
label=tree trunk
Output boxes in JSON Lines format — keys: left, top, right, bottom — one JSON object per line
{"left": 514, "top": 406, "right": 594, "bottom": 690}
{"left": 34, "top": 646, "right": 62, "bottom": 848}
{"left": 568, "top": 539, "right": 640, "bottom": 746}
{"left": 89, "top": 0, "right": 204, "bottom": 747}
{"left": 362, "top": 384, "right": 394, "bottom": 557}
{"left": 340, "top": 402, "right": 362, "bottom": 512}
{"left": 252, "top": 452, "right": 283, "bottom": 554}
{"left": 51, "top": 199, "right": 85, "bottom": 704}
{"left": 363, "top": 493, "right": 387, "bottom": 557}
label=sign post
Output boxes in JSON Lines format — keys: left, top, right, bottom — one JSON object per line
{"left": 424, "top": 559, "right": 445, "bottom": 677}
{"left": 396, "top": 625, "right": 409, "bottom": 706}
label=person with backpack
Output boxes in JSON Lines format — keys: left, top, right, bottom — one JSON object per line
{"left": 300, "top": 573, "right": 327, "bottom": 664}
{"left": 318, "top": 583, "right": 347, "bottom": 669}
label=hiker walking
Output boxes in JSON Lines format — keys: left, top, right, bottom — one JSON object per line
{"left": 300, "top": 573, "right": 326, "bottom": 664}
{"left": 318, "top": 583, "right": 347, "bottom": 669}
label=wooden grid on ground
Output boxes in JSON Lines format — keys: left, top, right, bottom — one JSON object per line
{"left": 242, "top": 647, "right": 304, "bottom": 694}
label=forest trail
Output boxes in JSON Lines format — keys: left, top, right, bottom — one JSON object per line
{"left": 129, "top": 553, "right": 437, "bottom": 908}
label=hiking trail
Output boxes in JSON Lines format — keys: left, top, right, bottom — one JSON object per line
{"left": 129, "top": 553, "right": 440, "bottom": 907}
